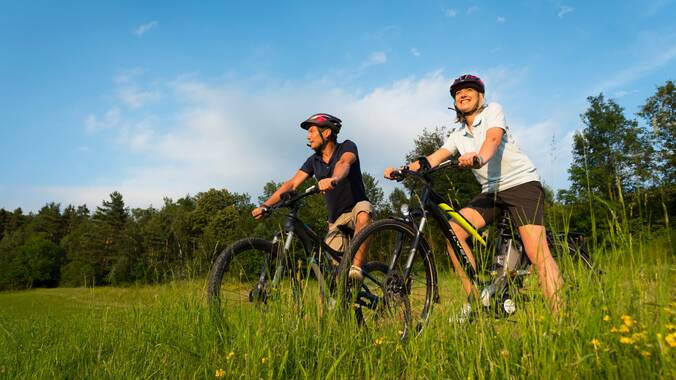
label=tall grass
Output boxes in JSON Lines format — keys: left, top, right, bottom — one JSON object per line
{"left": 0, "top": 222, "right": 674, "bottom": 378}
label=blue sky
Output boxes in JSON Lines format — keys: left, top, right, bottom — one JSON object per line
{"left": 1, "top": 0, "right": 674, "bottom": 212}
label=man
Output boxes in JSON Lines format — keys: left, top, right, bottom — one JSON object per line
{"left": 252, "top": 113, "right": 373, "bottom": 280}
{"left": 384, "top": 74, "right": 563, "bottom": 320}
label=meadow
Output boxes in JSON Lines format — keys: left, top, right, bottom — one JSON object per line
{"left": 0, "top": 231, "right": 674, "bottom": 379}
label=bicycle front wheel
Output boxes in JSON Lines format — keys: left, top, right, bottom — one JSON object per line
{"left": 349, "top": 219, "right": 437, "bottom": 339}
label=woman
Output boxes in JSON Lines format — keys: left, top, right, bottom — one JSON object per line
{"left": 384, "top": 74, "right": 563, "bottom": 321}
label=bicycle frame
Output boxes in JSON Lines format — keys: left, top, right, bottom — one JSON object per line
{"left": 391, "top": 160, "right": 487, "bottom": 283}
{"left": 265, "top": 186, "right": 344, "bottom": 287}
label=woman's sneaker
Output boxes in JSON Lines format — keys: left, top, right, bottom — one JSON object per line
{"left": 348, "top": 265, "right": 364, "bottom": 281}
{"left": 449, "top": 302, "right": 473, "bottom": 324}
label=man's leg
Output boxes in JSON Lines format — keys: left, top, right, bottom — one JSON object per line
{"left": 448, "top": 208, "right": 486, "bottom": 297}
{"left": 518, "top": 224, "right": 563, "bottom": 313}
{"left": 351, "top": 210, "right": 372, "bottom": 268}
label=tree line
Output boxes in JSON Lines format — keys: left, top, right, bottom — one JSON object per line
{"left": 0, "top": 81, "right": 673, "bottom": 291}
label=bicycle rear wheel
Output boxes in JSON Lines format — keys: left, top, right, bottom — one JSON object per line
{"left": 348, "top": 219, "right": 436, "bottom": 339}
{"left": 547, "top": 232, "right": 594, "bottom": 270}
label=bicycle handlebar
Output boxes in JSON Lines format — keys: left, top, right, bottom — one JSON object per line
{"left": 261, "top": 185, "right": 320, "bottom": 217}
{"left": 390, "top": 155, "right": 482, "bottom": 183}
{"left": 391, "top": 159, "right": 459, "bottom": 182}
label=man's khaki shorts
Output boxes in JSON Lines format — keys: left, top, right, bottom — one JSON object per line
{"left": 324, "top": 200, "right": 374, "bottom": 253}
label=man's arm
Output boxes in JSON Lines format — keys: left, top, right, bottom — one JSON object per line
{"left": 252, "top": 170, "right": 309, "bottom": 219}
{"left": 318, "top": 152, "right": 356, "bottom": 191}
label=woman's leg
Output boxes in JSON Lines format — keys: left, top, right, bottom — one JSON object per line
{"left": 518, "top": 224, "right": 563, "bottom": 313}
{"left": 448, "top": 208, "right": 486, "bottom": 297}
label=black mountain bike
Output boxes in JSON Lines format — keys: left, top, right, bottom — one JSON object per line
{"left": 207, "top": 185, "right": 388, "bottom": 319}
{"left": 347, "top": 158, "right": 592, "bottom": 339}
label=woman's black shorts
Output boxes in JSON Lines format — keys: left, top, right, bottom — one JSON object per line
{"left": 467, "top": 181, "right": 545, "bottom": 227}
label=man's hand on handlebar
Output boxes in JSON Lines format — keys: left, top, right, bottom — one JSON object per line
{"left": 318, "top": 177, "right": 338, "bottom": 192}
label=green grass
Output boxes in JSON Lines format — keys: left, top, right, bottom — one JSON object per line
{"left": 0, "top": 235, "right": 674, "bottom": 379}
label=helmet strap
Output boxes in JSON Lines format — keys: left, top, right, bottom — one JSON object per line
{"left": 313, "top": 128, "right": 331, "bottom": 153}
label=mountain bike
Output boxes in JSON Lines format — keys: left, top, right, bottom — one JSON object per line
{"left": 207, "top": 185, "right": 388, "bottom": 318}
{"left": 346, "top": 158, "right": 592, "bottom": 339}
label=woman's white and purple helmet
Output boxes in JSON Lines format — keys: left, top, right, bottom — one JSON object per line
{"left": 450, "top": 74, "right": 485, "bottom": 98}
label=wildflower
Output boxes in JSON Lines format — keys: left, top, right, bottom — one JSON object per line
{"left": 591, "top": 339, "right": 600, "bottom": 349}
{"left": 619, "top": 337, "right": 634, "bottom": 345}
{"left": 500, "top": 350, "right": 510, "bottom": 358}
{"left": 374, "top": 337, "right": 385, "bottom": 346}
{"left": 641, "top": 351, "right": 652, "bottom": 357}
{"left": 538, "top": 315, "right": 545, "bottom": 322}
{"left": 215, "top": 369, "right": 226, "bottom": 378}
{"left": 603, "top": 315, "right": 610, "bottom": 322}
{"left": 610, "top": 326, "right": 618, "bottom": 333}
{"left": 226, "top": 351, "right": 235, "bottom": 360}
{"left": 666, "top": 332, "right": 676, "bottom": 348}
{"left": 632, "top": 331, "right": 647, "bottom": 341}
{"left": 261, "top": 357, "right": 268, "bottom": 364}
{"left": 619, "top": 325, "right": 630, "bottom": 333}
{"left": 621, "top": 315, "right": 634, "bottom": 328}
{"left": 666, "top": 323, "right": 676, "bottom": 331}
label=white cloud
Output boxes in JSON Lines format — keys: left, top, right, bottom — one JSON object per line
{"left": 467, "top": 6, "right": 480, "bottom": 14}
{"left": 360, "top": 51, "right": 388, "bottom": 69}
{"left": 118, "top": 86, "right": 159, "bottom": 108}
{"left": 59, "top": 66, "right": 575, "bottom": 211}
{"left": 508, "top": 118, "right": 574, "bottom": 191}
{"left": 85, "top": 107, "right": 120, "bottom": 133}
{"left": 133, "top": 21, "right": 158, "bottom": 36}
{"left": 410, "top": 48, "right": 421, "bottom": 57}
{"left": 444, "top": 9, "right": 457, "bottom": 17}
{"left": 558, "top": 6, "right": 573, "bottom": 18}
{"left": 592, "top": 44, "right": 676, "bottom": 94}
{"left": 497, "top": 16, "right": 506, "bottom": 23}
{"left": 70, "top": 71, "right": 455, "bottom": 209}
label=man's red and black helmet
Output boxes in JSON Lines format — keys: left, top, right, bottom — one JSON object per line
{"left": 300, "top": 113, "right": 342, "bottom": 133}
{"left": 450, "top": 74, "right": 485, "bottom": 98}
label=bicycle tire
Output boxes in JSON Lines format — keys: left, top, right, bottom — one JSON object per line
{"left": 207, "top": 238, "right": 278, "bottom": 307}
{"left": 547, "top": 232, "right": 594, "bottom": 270}
{"left": 347, "top": 219, "right": 437, "bottom": 339}
{"left": 208, "top": 237, "right": 329, "bottom": 315}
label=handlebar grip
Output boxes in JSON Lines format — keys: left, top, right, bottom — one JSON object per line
{"left": 391, "top": 170, "right": 406, "bottom": 182}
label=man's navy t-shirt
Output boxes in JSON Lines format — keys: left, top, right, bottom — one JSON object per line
{"left": 300, "top": 140, "right": 369, "bottom": 223}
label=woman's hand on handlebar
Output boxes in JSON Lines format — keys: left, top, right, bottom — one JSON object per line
{"left": 384, "top": 167, "right": 399, "bottom": 180}
{"left": 251, "top": 205, "right": 269, "bottom": 220}
{"left": 458, "top": 152, "right": 482, "bottom": 169}
{"left": 384, "top": 160, "right": 423, "bottom": 180}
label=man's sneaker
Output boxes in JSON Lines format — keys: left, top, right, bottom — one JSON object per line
{"left": 348, "top": 265, "right": 364, "bottom": 281}
{"left": 449, "top": 302, "right": 473, "bottom": 324}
